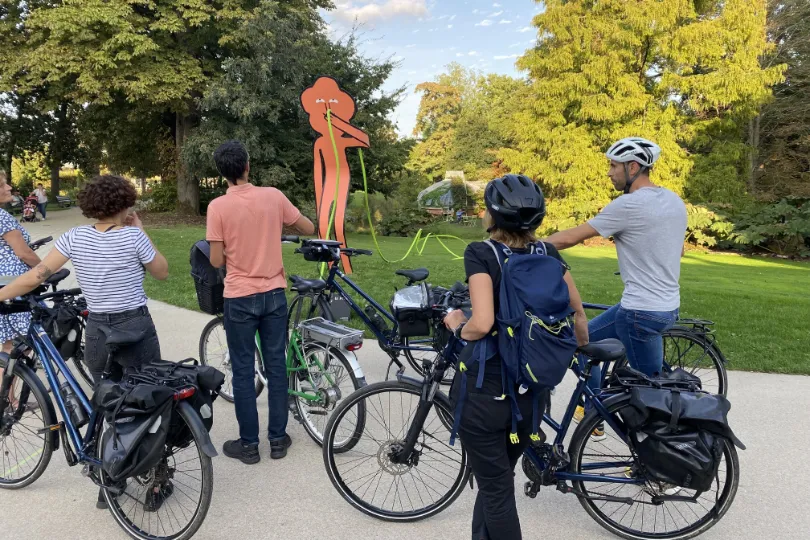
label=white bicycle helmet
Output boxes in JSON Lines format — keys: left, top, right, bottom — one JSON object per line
{"left": 605, "top": 137, "right": 661, "bottom": 192}
{"left": 605, "top": 137, "right": 661, "bottom": 168}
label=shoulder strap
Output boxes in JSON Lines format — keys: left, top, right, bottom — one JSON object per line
{"left": 484, "top": 240, "right": 504, "bottom": 270}
{"left": 535, "top": 241, "right": 548, "bottom": 256}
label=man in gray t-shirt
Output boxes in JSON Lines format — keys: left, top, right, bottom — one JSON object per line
{"left": 547, "top": 137, "right": 687, "bottom": 425}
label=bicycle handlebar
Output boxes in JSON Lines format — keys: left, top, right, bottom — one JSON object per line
{"left": 29, "top": 236, "right": 53, "bottom": 251}
{"left": 281, "top": 235, "right": 300, "bottom": 244}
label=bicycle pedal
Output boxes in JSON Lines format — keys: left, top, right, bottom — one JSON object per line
{"left": 37, "top": 423, "right": 63, "bottom": 435}
{"left": 524, "top": 481, "right": 539, "bottom": 499}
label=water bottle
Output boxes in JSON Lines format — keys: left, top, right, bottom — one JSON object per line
{"left": 60, "top": 382, "right": 89, "bottom": 428}
{"left": 364, "top": 305, "right": 389, "bottom": 334}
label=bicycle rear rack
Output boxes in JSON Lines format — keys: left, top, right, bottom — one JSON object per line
{"left": 299, "top": 317, "right": 364, "bottom": 350}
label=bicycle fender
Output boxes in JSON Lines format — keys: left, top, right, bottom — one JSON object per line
{"left": 177, "top": 400, "right": 218, "bottom": 458}
{"left": 331, "top": 348, "right": 367, "bottom": 387}
{"left": 395, "top": 372, "right": 453, "bottom": 408}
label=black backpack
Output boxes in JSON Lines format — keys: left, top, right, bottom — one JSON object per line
{"left": 620, "top": 385, "right": 746, "bottom": 493}
{"left": 190, "top": 240, "right": 226, "bottom": 315}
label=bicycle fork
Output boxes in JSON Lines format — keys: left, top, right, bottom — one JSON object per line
{"left": 391, "top": 379, "right": 441, "bottom": 466}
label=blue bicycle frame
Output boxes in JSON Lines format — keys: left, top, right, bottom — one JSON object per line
{"left": 27, "top": 307, "right": 101, "bottom": 466}
{"left": 323, "top": 263, "right": 435, "bottom": 356}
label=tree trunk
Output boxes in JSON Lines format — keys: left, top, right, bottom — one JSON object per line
{"left": 48, "top": 102, "right": 70, "bottom": 201}
{"left": 175, "top": 110, "right": 199, "bottom": 215}
{"left": 140, "top": 177, "right": 147, "bottom": 193}
{"left": 50, "top": 160, "right": 61, "bottom": 201}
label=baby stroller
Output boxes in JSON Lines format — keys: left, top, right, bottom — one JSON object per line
{"left": 21, "top": 194, "right": 39, "bottom": 222}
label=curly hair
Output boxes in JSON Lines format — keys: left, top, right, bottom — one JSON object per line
{"left": 78, "top": 175, "right": 138, "bottom": 220}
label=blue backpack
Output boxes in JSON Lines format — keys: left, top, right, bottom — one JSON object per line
{"left": 450, "top": 240, "right": 578, "bottom": 446}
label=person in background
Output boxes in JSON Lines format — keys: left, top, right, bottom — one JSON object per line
{"left": 0, "top": 174, "right": 170, "bottom": 510}
{"left": 456, "top": 208, "right": 464, "bottom": 223}
{"left": 545, "top": 137, "right": 687, "bottom": 429}
{"left": 207, "top": 140, "right": 315, "bottom": 465}
{"left": 33, "top": 183, "right": 47, "bottom": 221}
{"left": 0, "top": 172, "right": 42, "bottom": 407}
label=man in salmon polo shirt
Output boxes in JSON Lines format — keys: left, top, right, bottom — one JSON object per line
{"left": 207, "top": 140, "right": 315, "bottom": 464}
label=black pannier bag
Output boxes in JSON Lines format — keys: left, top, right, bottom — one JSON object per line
{"left": 45, "top": 305, "right": 83, "bottom": 362}
{"left": 620, "top": 385, "right": 746, "bottom": 493}
{"left": 93, "top": 381, "right": 174, "bottom": 482}
{"left": 92, "top": 359, "right": 225, "bottom": 481}
{"left": 190, "top": 240, "right": 225, "bottom": 315}
{"left": 132, "top": 359, "right": 225, "bottom": 448}
{"left": 390, "top": 283, "right": 431, "bottom": 338}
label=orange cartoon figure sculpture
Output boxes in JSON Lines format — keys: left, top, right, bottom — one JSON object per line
{"left": 301, "top": 76, "right": 370, "bottom": 273}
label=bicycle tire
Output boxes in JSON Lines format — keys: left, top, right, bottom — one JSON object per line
{"left": 290, "top": 344, "right": 365, "bottom": 451}
{"left": 568, "top": 396, "right": 740, "bottom": 540}
{"left": 612, "top": 328, "right": 728, "bottom": 396}
{"left": 99, "top": 403, "right": 215, "bottom": 540}
{"left": 198, "top": 317, "right": 262, "bottom": 402}
{"left": 0, "top": 359, "right": 54, "bottom": 489}
{"left": 323, "top": 380, "right": 469, "bottom": 522}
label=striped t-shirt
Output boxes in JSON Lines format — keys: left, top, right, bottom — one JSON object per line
{"left": 55, "top": 226, "right": 156, "bottom": 313}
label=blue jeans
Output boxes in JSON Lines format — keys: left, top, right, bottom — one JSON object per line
{"left": 36, "top": 203, "right": 46, "bottom": 219}
{"left": 223, "top": 289, "right": 288, "bottom": 446}
{"left": 583, "top": 304, "right": 678, "bottom": 409}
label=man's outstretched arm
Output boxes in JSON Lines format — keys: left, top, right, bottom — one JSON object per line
{"left": 545, "top": 223, "right": 600, "bottom": 250}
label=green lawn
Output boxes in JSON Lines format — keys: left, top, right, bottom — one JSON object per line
{"left": 145, "top": 226, "right": 810, "bottom": 375}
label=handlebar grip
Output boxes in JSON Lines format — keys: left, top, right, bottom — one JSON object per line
{"left": 356, "top": 249, "right": 373, "bottom": 256}
{"left": 282, "top": 235, "right": 300, "bottom": 244}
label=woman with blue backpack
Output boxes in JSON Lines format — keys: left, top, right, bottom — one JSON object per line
{"left": 443, "top": 174, "right": 589, "bottom": 540}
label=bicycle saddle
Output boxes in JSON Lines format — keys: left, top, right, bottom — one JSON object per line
{"left": 98, "top": 325, "right": 146, "bottom": 347}
{"left": 395, "top": 268, "right": 429, "bottom": 283}
{"left": 289, "top": 275, "right": 327, "bottom": 293}
{"left": 578, "top": 339, "right": 626, "bottom": 363}
{"left": 44, "top": 268, "right": 70, "bottom": 286}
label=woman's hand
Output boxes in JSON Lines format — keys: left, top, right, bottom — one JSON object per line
{"left": 443, "top": 309, "right": 467, "bottom": 331}
{"left": 125, "top": 211, "right": 143, "bottom": 230}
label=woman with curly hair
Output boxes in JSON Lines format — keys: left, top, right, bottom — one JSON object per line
{"left": 0, "top": 175, "right": 169, "bottom": 381}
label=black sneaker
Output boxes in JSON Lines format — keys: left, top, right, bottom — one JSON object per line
{"left": 223, "top": 439, "right": 260, "bottom": 465}
{"left": 144, "top": 481, "right": 174, "bottom": 512}
{"left": 96, "top": 480, "right": 127, "bottom": 509}
{"left": 269, "top": 435, "right": 292, "bottom": 459}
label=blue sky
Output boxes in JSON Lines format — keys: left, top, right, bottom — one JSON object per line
{"left": 322, "top": 1, "right": 546, "bottom": 137}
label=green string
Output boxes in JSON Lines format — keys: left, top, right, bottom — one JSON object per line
{"left": 321, "top": 111, "right": 469, "bottom": 271}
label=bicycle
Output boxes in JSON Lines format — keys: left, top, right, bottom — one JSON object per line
{"left": 582, "top": 301, "right": 728, "bottom": 397}
{"left": 0, "top": 284, "right": 216, "bottom": 540}
{"left": 285, "top": 238, "right": 454, "bottom": 384}
{"left": 199, "top": 237, "right": 367, "bottom": 449}
{"left": 322, "top": 286, "right": 740, "bottom": 539}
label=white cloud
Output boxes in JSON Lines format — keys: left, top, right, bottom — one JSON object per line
{"left": 450, "top": 14, "right": 456, "bottom": 21}
{"left": 472, "top": 9, "right": 480, "bottom": 14}
{"left": 491, "top": 10, "right": 503, "bottom": 17}
{"left": 392, "top": 55, "right": 405, "bottom": 62}
{"left": 456, "top": 52, "right": 464, "bottom": 57}
{"left": 468, "top": 50, "right": 479, "bottom": 56}
{"left": 406, "top": 43, "right": 416, "bottom": 48}
{"left": 332, "top": 0, "right": 429, "bottom": 24}
{"left": 447, "top": 24, "right": 453, "bottom": 29}
{"left": 493, "top": 2, "right": 502, "bottom": 6}
{"left": 413, "top": 29, "right": 420, "bottom": 33}
{"left": 475, "top": 19, "right": 493, "bottom": 26}
{"left": 509, "top": 42, "right": 522, "bottom": 48}
{"left": 494, "top": 54, "right": 519, "bottom": 60}
{"left": 499, "top": 19, "right": 512, "bottom": 24}
{"left": 518, "top": 26, "right": 532, "bottom": 33}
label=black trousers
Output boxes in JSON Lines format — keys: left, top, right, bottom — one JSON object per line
{"left": 85, "top": 306, "right": 161, "bottom": 384}
{"left": 452, "top": 368, "right": 543, "bottom": 540}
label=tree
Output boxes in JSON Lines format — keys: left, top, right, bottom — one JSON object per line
{"left": 756, "top": 0, "right": 810, "bottom": 198}
{"left": 184, "top": 5, "right": 405, "bottom": 207}
{"left": 409, "top": 81, "right": 463, "bottom": 180}
{"left": 11, "top": 0, "right": 333, "bottom": 213}
{"left": 503, "top": 0, "right": 784, "bottom": 230}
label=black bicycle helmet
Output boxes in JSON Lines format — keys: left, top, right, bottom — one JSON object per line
{"left": 484, "top": 174, "right": 546, "bottom": 231}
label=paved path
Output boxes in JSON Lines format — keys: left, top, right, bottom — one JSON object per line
{"left": 1, "top": 209, "right": 808, "bottom": 539}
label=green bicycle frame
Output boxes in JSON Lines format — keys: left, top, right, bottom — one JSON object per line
{"left": 254, "top": 328, "right": 337, "bottom": 403}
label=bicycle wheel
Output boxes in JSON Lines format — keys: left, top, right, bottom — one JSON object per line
{"left": 402, "top": 338, "right": 455, "bottom": 385}
{"left": 290, "top": 343, "right": 365, "bottom": 451}
{"left": 569, "top": 397, "right": 739, "bottom": 540}
{"left": 99, "top": 403, "right": 214, "bottom": 540}
{"left": 287, "top": 293, "right": 332, "bottom": 333}
{"left": 0, "top": 360, "right": 54, "bottom": 489}
{"left": 72, "top": 330, "right": 93, "bottom": 387}
{"left": 611, "top": 329, "right": 727, "bottom": 396}
{"left": 198, "top": 317, "right": 262, "bottom": 402}
{"left": 323, "top": 381, "right": 469, "bottom": 522}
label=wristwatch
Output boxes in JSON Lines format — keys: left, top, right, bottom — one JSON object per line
{"left": 454, "top": 322, "right": 467, "bottom": 340}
